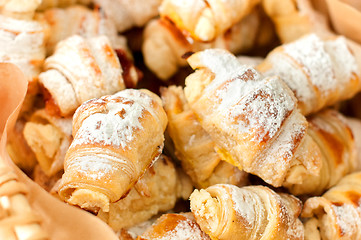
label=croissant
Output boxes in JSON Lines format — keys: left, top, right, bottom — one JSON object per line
{"left": 39, "top": 35, "right": 133, "bottom": 117}
{"left": 184, "top": 48, "right": 322, "bottom": 187}
{"left": 284, "top": 109, "right": 360, "bottom": 195}
{"left": 302, "top": 171, "right": 361, "bottom": 240}
{"left": 97, "top": 155, "right": 193, "bottom": 230}
{"left": 0, "top": 165, "right": 48, "bottom": 240}
{"left": 93, "top": 0, "right": 162, "bottom": 32}
{"left": 262, "top": 0, "right": 331, "bottom": 43}
{"left": 37, "top": 5, "right": 127, "bottom": 54}
{"left": 58, "top": 89, "right": 167, "bottom": 213}
{"left": 138, "top": 213, "right": 210, "bottom": 240}
{"left": 159, "top": 0, "right": 260, "bottom": 42}
{"left": 143, "top": 7, "right": 273, "bottom": 81}
{"left": 258, "top": 33, "right": 361, "bottom": 115}
{"left": 190, "top": 184, "right": 304, "bottom": 240}
{"left": 0, "top": 0, "right": 40, "bottom": 20}
{"left": 23, "top": 109, "right": 72, "bottom": 177}
{"left": 160, "top": 85, "right": 248, "bottom": 188}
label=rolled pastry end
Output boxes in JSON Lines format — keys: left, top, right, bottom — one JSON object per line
{"left": 66, "top": 189, "right": 110, "bottom": 213}
{"left": 189, "top": 189, "right": 221, "bottom": 235}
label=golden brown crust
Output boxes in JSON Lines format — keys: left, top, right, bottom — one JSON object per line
{"left": 190, "top": 184, "right": 303, "bottom": 240}
{"left": 59, "top": 89, "right": 167, "bottom": 213}
{"left": 302, "top": 172, "right": 361, "bottom": 240}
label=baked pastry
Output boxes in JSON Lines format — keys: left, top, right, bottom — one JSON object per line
{"left": 58, "top": 89, "right": 167, "bottom": 213}
{"left": 138, "top": 213, "right": 210, "bottom": 240}
{"left": 0, "top": 15, "right": 47, "bottom": 85}
{"left": 39, "top": 35, "right": 127, "bottom": 117}
{"left": 37, "top": 5, "right": 127, "bottom": 54}
{"left": 6, "top": 120, "right": 38, "bottom": 174}
{"left": 262, "top": 0, "right": 331, "bottom": 43}
{"left": 0, "top": 0, "right": 40, "bottom": 20}
{"left": 97, "top": 155, "right": 193, "bottom": 231}
{"left": 0, "top": 165, "right": 48, "bottom": 240}
{"left": 258, "top": 33, "right": 361, "bottom": 115}
{"left": 284, "top": 109, "right": 360, "bottom": 195}
{"left": 160, "top": 85, "right": 248, "bottom": 188}
{"left": 184, "top": 49, "right": 321, "bottom": 187}
{"left": 93, "top": 0, "right": 162, "bottom": 32}
{"left": 190, "top": 184, "right": 304, "bottom": 240}
{"left": 23, "top": 109, "right": 72, "bottom": 177}
{"left": 143, "top": 11, "right": 265, "bottom": 80}
{"left": 159, "top": 0, "right": 260, "bottom": 42}
{"left": 302, "top": 171, "right": 361, "bottom": 240}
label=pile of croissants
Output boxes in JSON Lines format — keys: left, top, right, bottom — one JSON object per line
{"left": 2, "top": 0, "right": 361, "bottom": 239}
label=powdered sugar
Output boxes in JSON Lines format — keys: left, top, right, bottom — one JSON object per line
{"left": 69, "top": 155, "right": 117, "bottom": 179}
{"left": 230, "top": 185, "right": 259, "bottom": 228}
{"left": 284, "top": 34, "right": 336, "bottom": 94}
{"left": 219, "top": 76, "right": 296, "bottom": 142}
{"left": 152, "top": 217, "right": 209, "bottom": 240}
{"left": 324, "top": 36, "right": 359, "bottom": 86}
{"left": 72, "top": 89, "right": 153, "bottom": 149}
{"left": 332, "top": 203, "right": 361, "bottom": 236}
{"left": 264, "top": 52, "right": 314, "bottom": 108}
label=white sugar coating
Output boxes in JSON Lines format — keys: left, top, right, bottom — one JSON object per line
{"left": 153, "top": 217, "right": 209, "bottom": 240}
{"left": 69, "top": 155, "right": 117, "bottom": 179}
{"left": 229, "top": 186, "right": 259, "bottom": 228}
{"left": 220, "top": 76, "right": 296, "bottom": 142}
{"left": 198, "top": 49, "right": 260, "bottom": 93}
{"left": 284, "top": 34, "right": 336, "bottom": 94}
{"left": 332, "top": 203, "right": 361, "bottom": 236}
{"left": 264, "top": 51, "right": 314, "bottom": 106}
{"left": 73, "top": 89, "right": 155, "bottom": 149}
{"left": 324, "top": 36, "right": 359, "bottom": 85}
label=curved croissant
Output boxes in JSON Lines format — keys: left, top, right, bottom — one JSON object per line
{"left": 39, "top": 35, "right": 135, "bottom": 117}
{"left": 159, "top": 0, "right": 260, "bottom": 42}
{"left": 23, "top": 109, "right": 72, "bottom": 177}
{"left": 160, "top": 85, "right": 248, "bottom": 188}
{"left": 302, "top": 172, "right": 361, "bottom": 240}
{"left": 0, "top": 165, "right": 48, "bottom": 240}
{"left": 284, "top": 109, "right": 359, "bottom": 195}
{"left": 142, "top": 7, "right": 272, "bottom": 80}
{"left": 190, "top": 184, "right": 304, "bottom": 240}
{"left": 93, "top": 0, "right": 162, "bottom": 32}
{"left": 262, "top": 0, "right": 331, "bottom": 43}
{"left": 37, "top": 5, "right": 127, "bottom": 54}
{"left": 58, "top": 89, "right": 167, "bottom": 213}
{"left": 138, "top": 213, "right": 210, "bottom": 240}
{"left": 258, "top": 34, "right": 361, "bottom": 115}
{"left": 184, "top": 49, "right": 321, "bottom": 187}
{"left": 97, "top": 155, "right": 193, "bottom": 230}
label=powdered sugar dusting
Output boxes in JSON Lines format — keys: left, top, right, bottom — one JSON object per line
{"left": 229, "top": 185, "right": 258, "bottom": 228}
{"left": 199, "top": 49, "right": 256, "bottom": 93}
{"left": 69, "top": 155, "right": 116, "bottom": 179}
{"left": 324, "top": 36, "right": 359, "bottom": 85}
{"left": 284, "top": 34, "right": 336, "bottom": 94}
{"left": 153, "top": 217, "right": 209, "bottom": 240}
{"left": 264, "top": 52, "right": 314, "bottom": 107}
{"left": 219, "top": 76, "right": 296, "bottom": 142}
{"left": 332, "top": 203, "right": 361, "bottom": 236}
{"left": 72, "top": 89, "right": 154, "bottom": 149}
